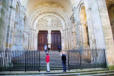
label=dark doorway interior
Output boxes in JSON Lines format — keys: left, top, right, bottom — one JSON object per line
{"left": 51, "top": 31, "right": 61, "bottom": 50}
{"left": 38, "top": 31, "right": 48, "bottom": 51}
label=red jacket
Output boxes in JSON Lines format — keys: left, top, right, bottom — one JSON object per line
{"left": 45, "top": 54, "right": 50, "bottom": 63}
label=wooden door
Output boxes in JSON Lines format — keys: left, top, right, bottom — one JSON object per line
{"left": 51, "top": 31, "right": 61, "bottom": 50}
{"left": 38, "top": 31, "right": 48, "bottom": 51}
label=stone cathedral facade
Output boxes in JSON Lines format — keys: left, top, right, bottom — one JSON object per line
{"left": 0, "top": 0, "right": 114, "bottom": 69}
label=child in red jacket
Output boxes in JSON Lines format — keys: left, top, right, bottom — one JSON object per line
{"left": 45, "top": 53, "right": 50, "bottom": 72}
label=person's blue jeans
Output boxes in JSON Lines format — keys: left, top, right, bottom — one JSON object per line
{"left": 62, "top": 61, "right": 66, "bottom": 72}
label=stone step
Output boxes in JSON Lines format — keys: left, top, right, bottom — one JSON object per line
{"left": 12, "top": 51, "right": 62, "bottom": 63}
{"left": 1, "top": 69, "right": 113, "bottom": 76}
{"left": 11, "top": 51, "right": 65, "bottom": 71}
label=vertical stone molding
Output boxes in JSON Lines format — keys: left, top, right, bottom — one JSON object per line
{"left": 97, "top": 0, "right": 114, "bottom": 66}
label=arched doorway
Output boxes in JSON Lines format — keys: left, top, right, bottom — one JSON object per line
{"left": 27, "top": 0, "right": 73, "bottom": 50}
{"left": 38, "top": 30, "right": 61, "bottom": 51}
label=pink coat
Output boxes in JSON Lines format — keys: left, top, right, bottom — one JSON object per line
{"left": 45, "top": 55, "right": 50, "bottom": 63}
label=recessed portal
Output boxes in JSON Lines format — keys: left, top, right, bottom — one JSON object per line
{"left": 38, "top": 30, "right": 61, "bottom": 51}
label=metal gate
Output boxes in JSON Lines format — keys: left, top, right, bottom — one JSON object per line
{"left": 0, "top": 49, "right": 106, "bottom": 71}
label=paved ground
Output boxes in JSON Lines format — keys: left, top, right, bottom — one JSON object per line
{"left": 1, "top": 73, "right": 114, "bottom": 76}
{"left": 1, "top": 69, "right": 114, "bottom": 76}
{"left": 1, "top": 72, "right": 114, "bottom": 76}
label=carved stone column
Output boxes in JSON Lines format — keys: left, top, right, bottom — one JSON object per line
{"left": 48, "top": 30, "right": 51, "bottom": 49}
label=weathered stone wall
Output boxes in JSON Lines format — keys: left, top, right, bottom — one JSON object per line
{"left": 11, "top": 1, "right": 25, "bottom": 50}
{"left": 0, "top": 0, "right": 10, "bottom": 50}
{"left": 97, "top": 0, "right": 114, "bottom": 67}
{"left": 0, "top": 0, "right": 26, "bottom": 50}
{"left": 70, "top": 0, "right": 114, "bottom": 67}
{"left": 0, "top": 1, "right": 2, "bottom": 17}
{"left": 3, "top": 0, "right": 26, "bottom": 50}
{"left": 0, "top": 0, "right": 2, "bottom": 50}
{"left": 0, "top": 0, "right": 12, "bottom": 67}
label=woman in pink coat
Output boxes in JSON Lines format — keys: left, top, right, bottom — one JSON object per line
{"left": 45, "top": 53, "right": 50, "bottom": 72}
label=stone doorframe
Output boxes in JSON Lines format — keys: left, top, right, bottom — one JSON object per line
{"left": 37, "top": 30, "right": 62, "bottom": 51}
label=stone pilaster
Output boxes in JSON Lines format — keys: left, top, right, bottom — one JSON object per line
{"left": 84, "top": 0, "right": 96, "bottom": 49}
{"left": 11, "top": 0, "right": 26, "bottom": 50}
{"left": 73, "top": 7, "right": 83, "bottom": 49}
{"left": 96, "top": 0, "right": 114, "bottom": 68}
{"left": 6, "top": 0, "right": 17, "bottom": 49}
{"left": 0, "top": 0, "right": 10, "bottom": 50}
{"left": 0, "top": 0, "right": 13, "bottom": 67}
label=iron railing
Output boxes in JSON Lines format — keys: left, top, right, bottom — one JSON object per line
{"left": 0, "top": 49, "right": 107, "bottom": 71}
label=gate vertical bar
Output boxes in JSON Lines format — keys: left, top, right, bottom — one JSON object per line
{"left": 34, "top": 51, "right": 35, "bottom": 71}
{"left": 25, "top": 51, "right": 26, "bottom": 72}
{"left": 80, "top": 50, "right": 82, "bottom": 69}
{"left": 104, "top": 49, "right": 108, "bottom": 68}
{"left": 39, "top": 50, "right": 40, "bottom": 72}
{"left": 68, "top": 51, "right": 70, "bottom": 71}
